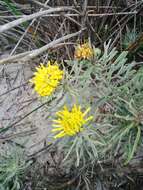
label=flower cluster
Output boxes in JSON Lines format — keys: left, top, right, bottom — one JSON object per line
{"left": 30, "top": 44, "right": 94, "bottom": 139}
{"left": 30, "top": 61, "right": 63, "bottom": 97}
{"left": 52, "top": 105, "right": 93, "bottom": 139}
{"left": 74, "top": 42, "right": 94, "bottom": 60}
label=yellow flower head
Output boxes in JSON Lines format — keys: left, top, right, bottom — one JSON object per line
{"left": 30, "top": 61, "right": 63, "bottom": 97}
{"left": 52, "top": 104, "right": 93, "bottom": 139}
{"left": 74, "top": 42, "right": 94, "bottom": 60}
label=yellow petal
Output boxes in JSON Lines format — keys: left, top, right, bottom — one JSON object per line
{"left": 83, "top": 107, "right": 91, "bottom": 117}
{"left": 54, "top": 131, "right": 65, "bottom": 139}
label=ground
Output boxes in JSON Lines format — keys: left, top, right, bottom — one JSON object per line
{"left": 0, "top": 61, "right": 53, "bottom": 159}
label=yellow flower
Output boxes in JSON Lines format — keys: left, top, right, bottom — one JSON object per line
{"left": 52, "top": 104, "right": 93, "bottom": 139}
{"left": 30, "top": 61, "right": 63, "bottom": 96}
{"left": 74, "top": 43, "right": 94, "bottom": 60}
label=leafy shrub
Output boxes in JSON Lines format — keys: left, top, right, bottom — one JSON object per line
{"left": 30, "top": 41, "right": 143, "bottom": 171}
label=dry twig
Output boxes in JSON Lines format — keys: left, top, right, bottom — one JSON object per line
{"left": 0, "top": 30, "right": 83, "bottom": 64}
{"left": 0, "top": 7, "right": 78, "bottom": 33}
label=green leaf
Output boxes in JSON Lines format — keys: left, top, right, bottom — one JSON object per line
{"left": 124, "top": 126, "right": 141, "bottom": 165}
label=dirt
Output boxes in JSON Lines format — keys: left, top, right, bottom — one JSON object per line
{"left": 0, "top": 62, "right": 53, "bottom": 157}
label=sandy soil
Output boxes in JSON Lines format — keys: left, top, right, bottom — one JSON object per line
{"left": 0, "top": 62, "right": 53, "bottom": 157}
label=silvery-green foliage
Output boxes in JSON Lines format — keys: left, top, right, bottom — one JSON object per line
{"left": 88, "top": 41, "right": 143, "bottom": 164}
{"left": 0, "top": 148, "right": 32, "bottom": 190}
{"left": 45, "top": 41, "right": 142, "bottom": 168}
{"left": 73, "top": 42, "right": 141, "bottom": 165}
{"left": 122, "top": 29, "right": 138, "bottom": 49}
